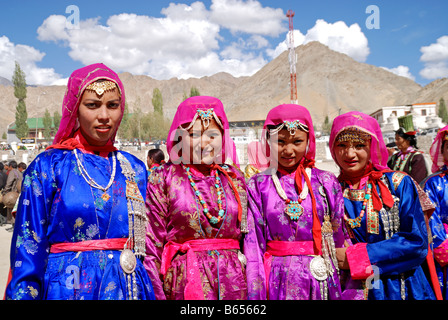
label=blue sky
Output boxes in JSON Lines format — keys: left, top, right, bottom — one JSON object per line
{"left": 0, "top": 0, "right": 447, "bottom": 86}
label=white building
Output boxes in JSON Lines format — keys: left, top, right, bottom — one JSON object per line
{"left": 370, "top": 102, "right": 444, "bottom": 143}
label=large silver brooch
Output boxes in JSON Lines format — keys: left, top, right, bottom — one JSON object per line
{"left": 309, "top": 256, "right": 328, "bottom": 281}
{"left": 120, "top": 249, "right": 137, "bottom": 274}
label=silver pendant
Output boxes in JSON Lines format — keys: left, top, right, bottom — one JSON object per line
{"left": 120, "top": 249, "right": 137, "bottom": 274}
{"left": 309, "top": 256, "right": 328, "bottom": 281}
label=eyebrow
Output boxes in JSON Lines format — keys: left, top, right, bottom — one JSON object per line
{"left": 83, "top": 99, "right": 121, "bottom": 103}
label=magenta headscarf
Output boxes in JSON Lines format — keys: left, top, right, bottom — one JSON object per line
{"left": 52, "top": 63, "right": 125, "bottom": 145}
{"left": 429, "top": 125, "right": 448, "bottom": 173}
{"left": 261, "top": 104, "right": 316, "bottom": 162}
{"left": 166, "top": 96, "right": 239, "bottom": 166}
{"left": 329, "top": 111, "right": 389, "bottom": 171}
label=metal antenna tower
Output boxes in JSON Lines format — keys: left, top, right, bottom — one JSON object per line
{"left": 286, "top": 10, "right": 298, "bottom": 104}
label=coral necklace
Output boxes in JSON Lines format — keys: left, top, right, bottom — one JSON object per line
{"left": 344, "top": 183, "right": 372, "bottom": 229}
{"left": 185, "top": 165, "right": 225, "bottom": 225}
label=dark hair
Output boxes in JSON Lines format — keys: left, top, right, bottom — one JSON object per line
{"left": 8, "top": 160, "right": 17, "bottom": 168}
{"left": 18, "top": 162, "right": 27, "bottom": 170}
{"left": 396, "top": 128, "right": 418, "bottom": 149}
{"left": 148, "top": 149, "right": 165, "bottom": 164}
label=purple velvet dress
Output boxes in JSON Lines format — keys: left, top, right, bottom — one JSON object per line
{"left": 244, "top": 167, "right": 349, "bottom": 300}
{"left": 143, "top": 162, "right": 247, "bottom": 300}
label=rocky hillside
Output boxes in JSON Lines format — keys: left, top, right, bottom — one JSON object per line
{"left": 0, "top": 41, "right": 447, "bottom": 134}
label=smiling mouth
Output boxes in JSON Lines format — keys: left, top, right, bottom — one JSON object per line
{"left": 344, "top": 160, "right": 358, "bottom": 167}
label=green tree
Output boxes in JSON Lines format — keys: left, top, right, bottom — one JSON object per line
{"left": 12, "top": 62, "right": 29, "bottom": 139}
{"left": 43, "top": 109, "right": 53, "bottom": 140}
{"left": 53, "top": 110, "right": 61, "bottom": 132}
{"left": 2, "top": 132, "right": 6, "bottom": 140}
{"left": 152, "top": 88, "right": 163, "bottom": 116}
{"left": 321, "top": 115, "right": 332, "bottom": 135}
{"left": 438, "top": 97, "right": 448, "bottom": 123}
{"left": 190, "top": 86, "right": 200, "bottom": 97}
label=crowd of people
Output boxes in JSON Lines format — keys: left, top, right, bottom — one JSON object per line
{"left": 3, "top": 63, "right": 448, "bottom": 300}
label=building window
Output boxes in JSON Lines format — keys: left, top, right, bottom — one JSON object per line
{"left": 421, "top": 109, "right": 427, "bottom": 116}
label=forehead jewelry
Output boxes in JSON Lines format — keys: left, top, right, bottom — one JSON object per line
{"left": 197, "top": 108, "right": 214, "bottom": 128}
{"left": 85, "top": 80, "right": 118, "bottom": 96}
{"left": 336, "top": 128, "right": 371, "bottom": 145}
{"left": 269, "top": 119, "right": 309, "bottom": 136}
{"left": 182, "top": 108, "right": 224, "bottom": 131}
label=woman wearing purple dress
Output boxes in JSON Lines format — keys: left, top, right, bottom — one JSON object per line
{"left": 143, "top": 96, "right": 248, "bottom": 300}
{"left": 244, "top": 104, "right": 349, "bottom": 300}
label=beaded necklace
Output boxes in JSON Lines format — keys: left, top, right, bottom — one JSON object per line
{"left": 185, "top": 165, "right": 225, "bottom": 225}
{"left": 343, "top": 183, "right": 372, "bottom": 229}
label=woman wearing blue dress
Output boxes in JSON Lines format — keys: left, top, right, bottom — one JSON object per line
{"left": 330, "top": 111, "right": 438, "bottom": 300}
{"left": 4, "top": 63, "right": 155, "bottom": 300}
{"left": 422, "top": 124, "right": 448, "bottom": 299}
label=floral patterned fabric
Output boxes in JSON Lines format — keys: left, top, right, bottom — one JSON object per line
{"left": 5, "top": 149, "right": 155, "bottom": 300}
{"left": 143, "top": 163, "right": 247, "bottom": 300}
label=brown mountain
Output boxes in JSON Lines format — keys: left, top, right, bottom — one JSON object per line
{"left": 0, "top": 41, "right": 447, "bottom": 136}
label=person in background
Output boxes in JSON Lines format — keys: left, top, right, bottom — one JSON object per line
{"left": 0, "top": 162, "right": 7, "bottom": 226}
{"left": 387, "top": 115, "right": 428, "bottom": 183}
{"left": 147, "top": 148, "right": 165, "bottom": 176}
{"left": 17, "top": 162, "right": 27, "bottom": 173}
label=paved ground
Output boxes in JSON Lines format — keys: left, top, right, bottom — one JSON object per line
{"left": 0, "top": 224, "right": 12, "bottom": 296}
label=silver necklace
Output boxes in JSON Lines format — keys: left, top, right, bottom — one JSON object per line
{"left": 74, "top": 149, "right": 117, "bottom": 201}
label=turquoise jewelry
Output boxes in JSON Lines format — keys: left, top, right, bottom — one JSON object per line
{"left": 185, "top": 165, "right": 225, "bottom": 224}
{"left": 271, "top": 167, "right": 311, "bottom": 221}
{"left": 268, "top": 119, "right": 309, "bottom": 136}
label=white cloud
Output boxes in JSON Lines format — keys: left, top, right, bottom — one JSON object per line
{"left": 420, "top": 36, "right": 448, "bottom": 80}
{"left": 210, "top": 0, "right": 286, "bottom": 36}
{"left": 36, "top": 0, "right": 284, "bottom": 80}
{"left": 268, "top": 19, "right": 370, "bottom": 63}
{"left": 0, "top": 36, "right": 62, "bottom": 85}
{"left": 381, "top": 65, "right": 415, "bottom": 81}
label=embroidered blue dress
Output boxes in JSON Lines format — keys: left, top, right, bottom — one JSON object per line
{"left": 5, "top": 149, "right": 155, "bottom": 300}
{"left": 343, "top": 171, "right": 436, "bottom": 300}
{"left": 422, "top": 165, "right": 448, "bottom": 299}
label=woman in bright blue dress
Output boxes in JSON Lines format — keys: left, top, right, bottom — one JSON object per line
{"left": 422, "top": 124, "right": 448, "bottom": 299}
{"left": 4, "top": 63, "right": 155, "bottom": 300}
{"left": 330, "top": 111, "right": 438, "bottom": 300}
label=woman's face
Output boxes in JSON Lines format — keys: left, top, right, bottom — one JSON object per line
{"left": 334, "top": 137, "right": 371, "bottom": 178}
{"left": 78, "top": 88, "right": 122, "bottom": 146}
{"left": 442, "top": 140, "right": 448, "bottom": 163}
{"left": 270, "top": 129, "right": 308, "bottom": 170}
{"left": 184, "top": 118, "right": 223, "bottom": 165}
{"left": 395, "top": 134, "right": 410, "bottom": 152}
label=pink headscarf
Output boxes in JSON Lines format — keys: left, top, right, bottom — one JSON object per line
{"left": 166, "top": 96, "right": 239, "bottom": 166}
{"left": 52, "top": 63, "right": 125, "bottom": 146}
{"left": 329, "top": 111, "right": 389, "bottom": 171}
{"left": 429, "top": 125, "right": 448, "bottom": 173}
{"left": 247, "top": 141, "right": 269, "bottom": 171}
{"left": 261, "top": 104, "right": 316, "bottom": 162}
